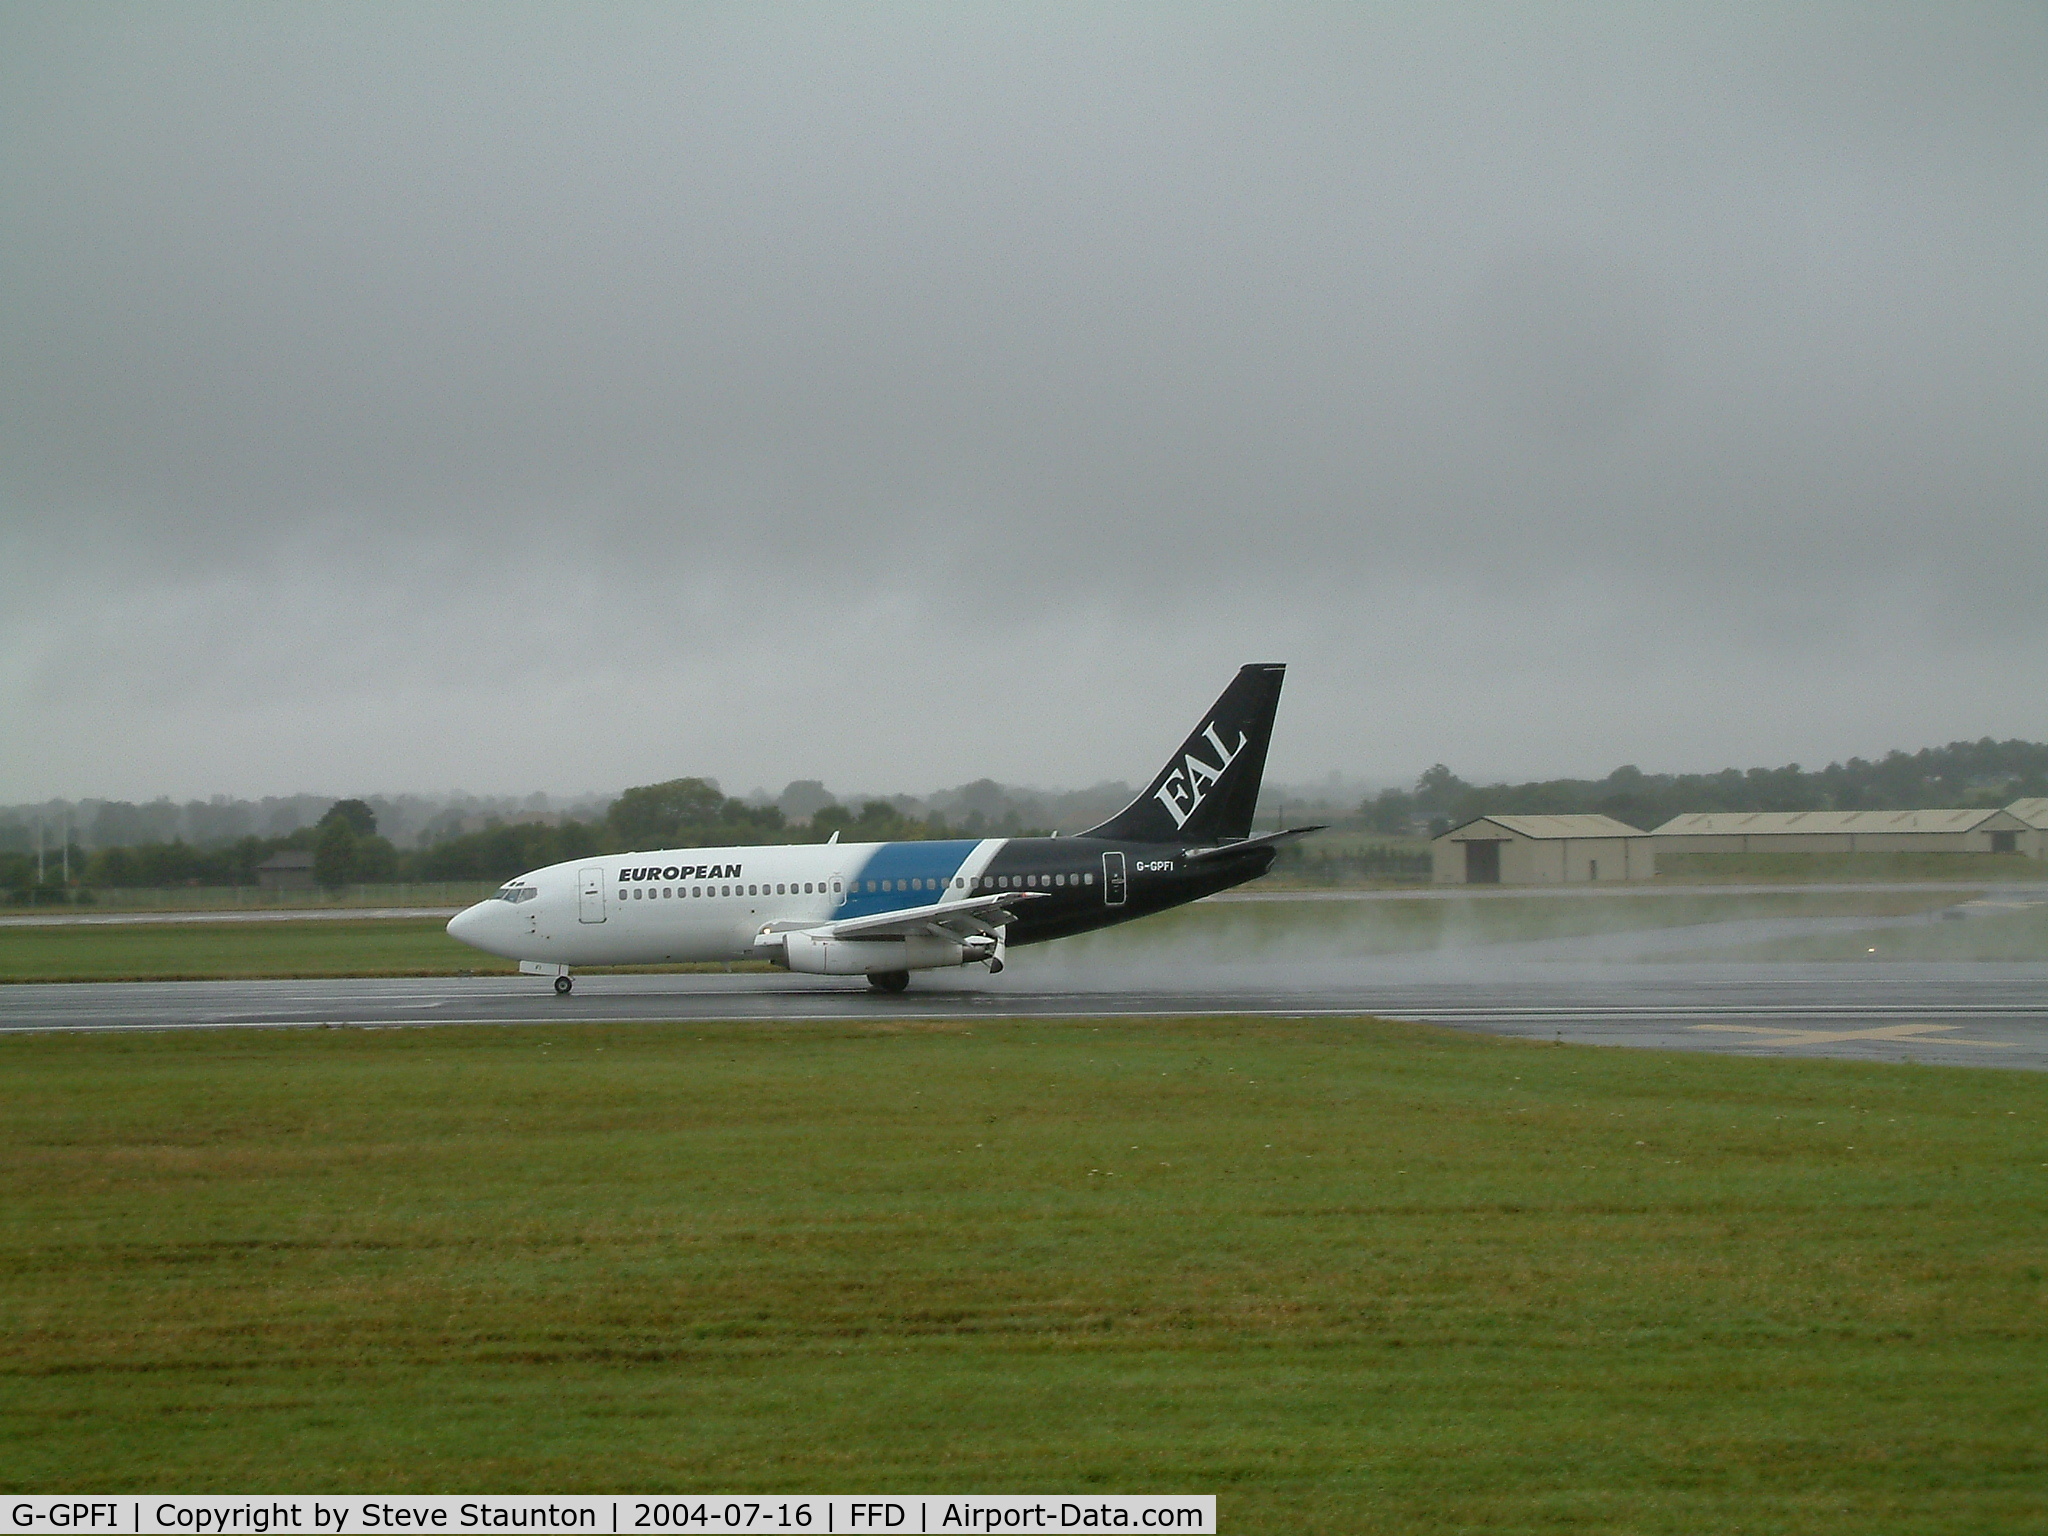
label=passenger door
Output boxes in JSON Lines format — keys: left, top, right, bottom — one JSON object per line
{"left": 1102, "top": 850, "right": 1127, "bottom": 907}
{"left": 579, "top": 866, "right": 606, "bottom": 923}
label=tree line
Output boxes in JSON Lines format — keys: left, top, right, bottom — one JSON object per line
{"left": 15, "top": 734, "right": 2044, "bottom": 899}
{"left": 6, "top": 780, "right": 1048, "bottom": 897}
{"left": 1360, "top": 737, "right": 2048, "bottom": 835}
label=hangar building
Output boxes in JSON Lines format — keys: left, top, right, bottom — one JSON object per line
{"left": 1650, "top": 807, "right": 2035, "bottom": 857}
{"left": 1432, "top": 814, "right": 1655, "bottom": 886}
{"left": 2001, "top": 799, "right": 2048, "bottom": 858}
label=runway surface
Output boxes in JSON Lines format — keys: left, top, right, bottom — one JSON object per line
{"left": 5, "top": 961, "right": 2044, "bottom": 1069}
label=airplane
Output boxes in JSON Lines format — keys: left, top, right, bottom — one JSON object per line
{"left": 446, "top": 663, "right": 1321, "bottom": 994}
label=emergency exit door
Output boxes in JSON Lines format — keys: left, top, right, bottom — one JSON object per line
{"left": 1102, "top": 850, "right": 1127, "bottom": 906}
{"left": 579, "top": 866, "right": 606, "bottom": 922}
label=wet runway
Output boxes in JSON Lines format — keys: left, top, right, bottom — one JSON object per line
{"left": 4, "top": 961, "right": 2044, "bottom": 1070}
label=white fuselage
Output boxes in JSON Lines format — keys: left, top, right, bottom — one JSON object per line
{"left": 447, "top": 836, "right": 1016, "bottom": 968}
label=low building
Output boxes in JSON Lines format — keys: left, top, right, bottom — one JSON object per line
{"left": 1432, "top": 814, "right": 1655, "bottom": 886}
{"left": 256, "top": 850, "right": 315, "bottom": 890}
{"left": 2004, "top": 799, "right": 2048, "bottom": 858}
{"left": 1651, "top": 807, "right": 2035, "bottom": 857}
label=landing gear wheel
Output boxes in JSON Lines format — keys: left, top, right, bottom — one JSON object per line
{"left": 868, "top": 970, "right": 911, "bottom": 994}
{"left": 553, "top": 975, "right": 573, "bottom": 995}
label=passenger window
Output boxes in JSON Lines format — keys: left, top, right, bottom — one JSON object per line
{"left": 776, "top": 883, "right": 785, "bottom": 895}
{"left": 1084, "top": 872, "right": 1094, "bottom": 884}
{"left": 633, "top": 889, "right": 642, "bottom": 900}
{"left": 833, "top": 880, "right": 841, "bottom": 892}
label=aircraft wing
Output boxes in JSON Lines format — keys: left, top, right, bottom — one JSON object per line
{"left": 814, "top": 890, "right": 1046, "bottom": 942}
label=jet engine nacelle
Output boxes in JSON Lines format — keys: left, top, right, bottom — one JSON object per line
{"left": 776, "top": 931, "right": 979, "bottom": 976}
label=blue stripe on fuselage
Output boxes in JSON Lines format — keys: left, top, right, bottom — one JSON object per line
{"left": 836, "top": 839, "right": 982, "bottom": 920}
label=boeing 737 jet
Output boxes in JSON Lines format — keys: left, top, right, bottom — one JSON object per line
{"left": 447, "top": 664, "right": 1319, "bottom": 993}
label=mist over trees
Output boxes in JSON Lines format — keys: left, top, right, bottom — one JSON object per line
{"left": 0, "top": 774, "right": 1095, "bottom": 894}
{"left": 1363, "top": 738, "right": 2048, "bottom": 834}
{"left": 310, "top": 800, "right": 397, "bottom": 889}
{"left": 8, "top": 734, "right": 2045, "bottom": 896}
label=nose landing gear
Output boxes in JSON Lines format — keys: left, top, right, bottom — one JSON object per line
{"left": 553, "top": 975, "right": 574, "bottom": 996}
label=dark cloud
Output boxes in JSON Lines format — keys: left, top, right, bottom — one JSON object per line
{"left": 2, "top": 5, "right": 2043, "bottom": 798}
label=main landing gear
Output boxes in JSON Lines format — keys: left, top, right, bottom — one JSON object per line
{"left": 868, "top": 970, "right": 911, "bottom": 994}
{"left": 553, "top": 975, "right": 573, "bottom": 996}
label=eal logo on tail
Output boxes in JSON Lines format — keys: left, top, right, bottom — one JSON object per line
{"left": 1152, "top": 722, "right": 1246, "bottom": 829}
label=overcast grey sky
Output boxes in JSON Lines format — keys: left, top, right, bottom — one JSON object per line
{"left": 3, "top": 4, "right": 2044, "bottom": 802}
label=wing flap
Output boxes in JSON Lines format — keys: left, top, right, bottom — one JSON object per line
{"left": 819, "top": 890, "right": 1046, "bottom": 941}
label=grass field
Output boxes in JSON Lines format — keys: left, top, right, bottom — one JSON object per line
{"left": 1654, "top": 851, "right": 2047, "bottom": 884}
{"left": 0, "top": 890, "right": 1980, "bottom": 983}
{"left": 0, "top": 918, "right": 515, "bottom": 982}
{"left": 3, "top": 1015, "right": 2044, "bottom": 1531}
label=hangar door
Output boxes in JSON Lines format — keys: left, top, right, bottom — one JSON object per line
{"left": 1464, "top": 841, "right": 1502, "bottom": 884}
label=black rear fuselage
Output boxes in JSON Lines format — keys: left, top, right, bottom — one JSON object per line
{"left": 962, "top": 835, "right": 1277, "bottom": 946}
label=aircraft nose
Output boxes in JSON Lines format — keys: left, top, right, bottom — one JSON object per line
{"left": 447, "top": 903, "right": 487, "bottom": 945}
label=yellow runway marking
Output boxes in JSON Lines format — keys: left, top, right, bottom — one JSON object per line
{"left": 1689, "top": 1022, "right": 2014, "bottom": 1048}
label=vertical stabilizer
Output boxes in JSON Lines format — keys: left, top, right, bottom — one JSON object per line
{"left": 1079, "top": 664, "right": 1286, "bottom": 844}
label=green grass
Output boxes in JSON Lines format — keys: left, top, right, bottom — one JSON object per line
{"left": 0, "top": 918, "right": 514, "bottom": 982}
{"left": 3, "top": 1017, "right": 2044, "bottom": 1532}
{"left": 5, "top": 882, "right": 498, "bottom": 914}
{"left": 1655, "top": 851, "right": 2046, "bottom": 884}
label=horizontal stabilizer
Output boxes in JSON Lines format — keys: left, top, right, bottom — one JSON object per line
{"left": 1180, "top": 825, "right": 1327, "bottom": 863}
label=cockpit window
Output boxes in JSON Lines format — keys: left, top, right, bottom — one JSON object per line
{"left": 493, "top": 885, "right": 539, "bottom": 903}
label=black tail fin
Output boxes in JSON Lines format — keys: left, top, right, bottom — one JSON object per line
{"left": 1079, "top": 664, "right": 1287, "bottom": 844}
